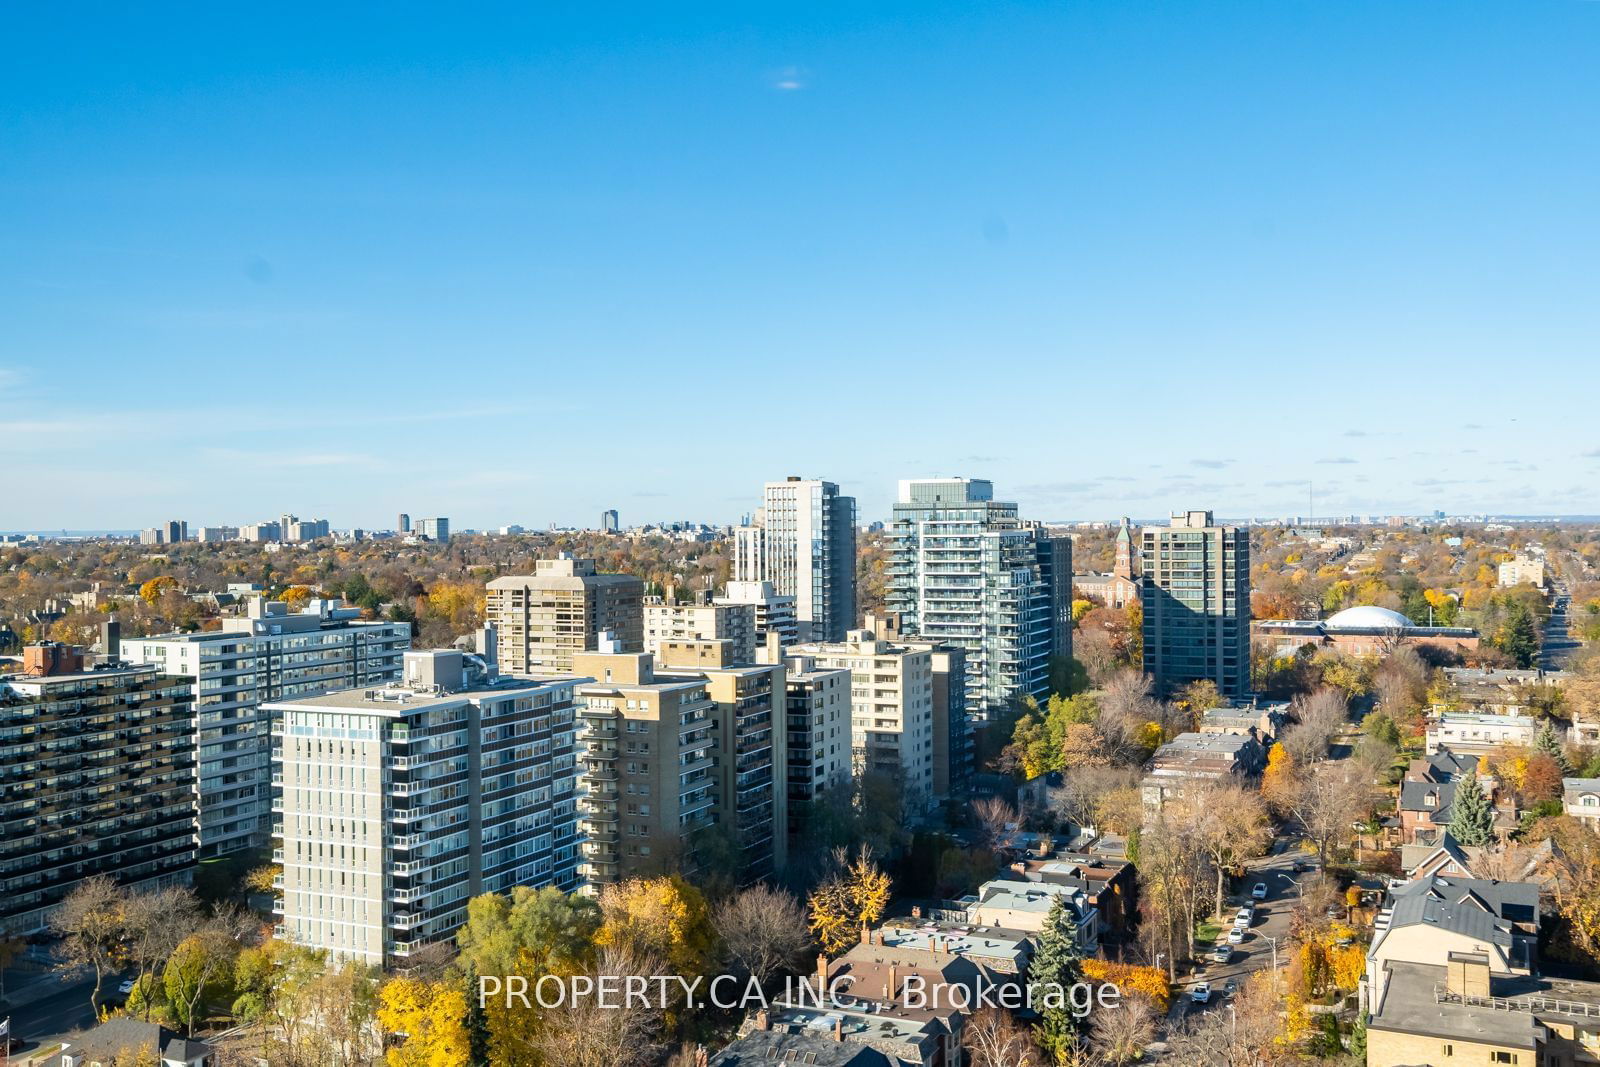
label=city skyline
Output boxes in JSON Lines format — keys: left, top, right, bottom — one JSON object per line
{"left": 5, "top": 2, "right": 1600, "bottom": 527}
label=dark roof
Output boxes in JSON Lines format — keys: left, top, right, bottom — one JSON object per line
{"left": 44, "top": 1019, "right": 213, "bottom": 1065}
{"left": 711, "top": 1032, "right": 900, "bottom": 1067}
{"left": 1399, "top": 780, "right": 1457, "bottom": 817}
{"left": 1426, "top": 748, "right": 1478, "bottom": 782}
{"left": 1388, "top": 875, "right": 1541, "bottom": 939}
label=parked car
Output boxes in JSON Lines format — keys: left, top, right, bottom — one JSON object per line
{"left": 1189, "top": 983, "right": 1211, "bottom": 1004}
{"left": 117, "top": 978, "right": 137, "bottom": 996}
{"left": 1234, "top": 906, "right": 1254, "bottom": 927}
{"left": 1227, "top": 926, "right": 1246, "bottom": 944}
{"left": 1223, "top": 978, "right": 1238, "bottom": 997}
{"left": 1251, "top": 882, "right": 1268, "bottom": 900}
{"left": 1292, "top": 859, "right": 1310, "bottom": 872}
{"left": 1211, "top": 945, "right": 1234, "bottom": 964}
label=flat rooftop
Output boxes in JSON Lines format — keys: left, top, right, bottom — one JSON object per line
{"left": 267, "top": 674, "right": 581, "bottom": 714}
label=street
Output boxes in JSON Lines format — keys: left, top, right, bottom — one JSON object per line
{"left": 1542, "top": 581, "right": 1579, "bottom": 671}
{"left": 4, "top": 973, "right": 107, "bottom": 1057}
{"left": 1165, "top": 832, "right": 1309, "bottom": 1026}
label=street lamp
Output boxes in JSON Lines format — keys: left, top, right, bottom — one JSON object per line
{"left": 1262, "top": 934, "right": 1280, "bottom": 972}
{"left": 1278, "top": 873, "right": 1305, "bottom": 899}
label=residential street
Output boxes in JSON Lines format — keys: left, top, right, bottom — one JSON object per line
{"left": 1165, "top": 832, "right": 1310, "bottom": 1027}
{"left": 1542, "top": 580, "right": 1579, "bottom": 670}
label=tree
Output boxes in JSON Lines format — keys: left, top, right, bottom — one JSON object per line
{"left": 1060, "top": 723, "right": 1110, "bottom": 768}
{"left": 806, "top": 847, "right": 892, "bottom": 954}
{"left": 1538, "top": 818, "right": 1600, "bottom": 961}
{"left": 713, "top": 885, "right": 810, "bottom": 988}
{"left": 1521, "top": 753, "right": 1565, "bottom": 807}
{"left": 1534, "top": 720, "right": 1571, "bottom": 772}
{"left": 123, "top": 886, "right": 203, "bottom": 1021}
{"left": 376, "top": 976, "right": 471, "bottom": 1067}
{"left": 51, "top": 874, "right": 127, "bottom": 1015}
{"left": 1447, "top": 765, "right": 1497, "bottom": 847}
{"left": 1181, "top": 783, "right": 1273, "bottom": 919}
{"left": 456, "top": 886, "right": 600, "bottom": 979}
{"left": 1028, "top": 896, "right": 1084, "bottom": 1064}
{"left": 596, "top": 876, "right": 718, "bottom": 981}
{"left": 972, "top": 796, "right": 1023, "bottom": 855}
{"left": 961, "top": 1005, "right": 1037, "bottom": 1067}
{"left": 1268, "top": 759, "right": 1373, "bottom": 867}
{"left": 530, "top": 946, "right": 668, "bottom": 1067}
{"left": 165, "top": 907, "right": 253, "bottom": 1035}
{"left": 138, "top": 575, "right": 179, "bottom": 605}
{"left": 1091, "top": 994, "right": 1156, "bottom": 1066}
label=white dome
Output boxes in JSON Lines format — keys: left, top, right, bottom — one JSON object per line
{"left": 1325, "top": 605, "right": 1412, "bottom": 630}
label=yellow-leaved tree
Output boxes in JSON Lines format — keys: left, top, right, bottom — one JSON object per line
{"left": 376, "top": 976, "right": 471, "bottom": 1067}
{"left": 807, "top": 847, "right": 892, "bottom": 954}
{"left": 595, "top": 875, "right": 718, "bottom": 981}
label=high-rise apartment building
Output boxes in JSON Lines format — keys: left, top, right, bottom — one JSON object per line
{"left": 123, "top": 598, "right": 410, "bottom": 856}
{"left": 486, "top": 556, "right": 645, "bottom": 675}
{"left": 861, "top": 612, "right": 972, "bottom": 798}
{"left": 644, "top": 601, "right": 757, "bottom": 665}
{"left": 397, "top": 513, "right": 411, "bottom": 534}
{"left": 267, "top": 647, "right": 582, "bottom": 966}
{"left": 886, "top": 478, "right": 1070, "bottom": 714}
{"left": 1140, "top": 510, "right": 1251, "bottom": 698}
{"left": 573, "top": 640, "right": 785, "bottom": 885}
{"left": 600, "top": 509, "right": 620, "bottom": 533}
{"left": 779, "top": 655, "right": 852, "bottom": 845}
{"left": 0, "top": 647, "right": 199, "bottom": 935}
{"left": 784, "top": 631, "right": 936, "bottom": 811}
{"left": 733, "top": 478, "right": 856, "bottom": 642}
{"left": 715, "top": 580, "right": 800, "bottom": 649}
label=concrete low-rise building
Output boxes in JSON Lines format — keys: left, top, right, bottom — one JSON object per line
{"left": 1564, "top": 777, "right": 1600, "bottom": 824}
{"left": 1425, "top": 712, "right": 1539, "bottom": 757}
{"left": 964, "top": 877, "right": 1099, "bottom": 954}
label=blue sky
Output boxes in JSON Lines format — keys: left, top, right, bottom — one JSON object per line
{"left": 4, "top": 1, "right": 1599, "bottom": 530}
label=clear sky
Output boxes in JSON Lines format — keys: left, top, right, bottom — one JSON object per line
{"left": 4, "top": 2, "right": 1599, "bottom": 531}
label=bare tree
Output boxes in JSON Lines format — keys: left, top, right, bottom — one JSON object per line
{"left": 123, "top": 886, "right": 202, "bottom": 1020}
{"left": 1090, "top": 995, "right": 1156, "bottom": 1066}
{"left": 714, "top": 884, "right": 810, "bottom": 988}
{"left": 1049, "top": 766, "right": 1140, "bottom": 832}
{"left": 1270, "top": 757, "right": 1373, "bottom": 867}
{"left": 51, "top": 874, "right": 128, "bottom": 1014}
{"left": 1279, "top": 687, "right": 1348, "bottom": 765}
{"left": 534, "top": 946, "right": 669, "bottom": 1067}
{"left": 1165, "top": 970, "right": 1283, "bottom": 1066}
{"left": 1177, "top": 783, "right": 1273, "bottom": 919}
{"left": 1097, "top": 671, "right": 1164, "bottom": 762}
{"left": 973, "top": 796, "right": 1024, "bottom": 855}
{"left": 961, "top": 1005, "right": 1038, "bottom": 1067}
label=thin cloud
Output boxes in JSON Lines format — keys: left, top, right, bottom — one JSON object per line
{"left": 771, "top": 66, "right": 808, "bottom": 91}
{"left": 1316, "top": 457, "right": 1359, "bottom": 465}
{"left": 1342, "top": 430, "right": 1370, "bottom": 438}
{"left": 1191, "top": 459, "right": 1232, "bottom": 470}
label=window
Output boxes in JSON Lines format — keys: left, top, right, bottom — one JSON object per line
{"left": 1490, "top": 1053, "right": 1516, "bottom": 1065}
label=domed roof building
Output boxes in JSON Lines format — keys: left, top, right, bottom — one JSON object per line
{"left": 1256, "top": 602, "right": 1478, "bottom": 657}
{"left": 1323, "top": 605, "right": 1414, "bottom": 630}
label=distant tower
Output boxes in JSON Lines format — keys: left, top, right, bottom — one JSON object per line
{"left": 1113, "top": 516, "right": 1134, "bottom": 579}
{"left": 398, "top": 513, "right": 411, "bottom": 534}
{"left": 601, "top": 509, "right": 620, "bottom": 534}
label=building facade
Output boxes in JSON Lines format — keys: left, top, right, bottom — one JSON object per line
{"left": 486, "top": 556, "right": 645, "bottom": 675}
{"left": 267, "top": 648, "right": 582, "bottom": 966}
{"left": 715, "top": 580, "right": 800, "bottom": 649}
{"left": 786, "top": 631, "right": 937, "bottom": 811}
{"left": 1, "top": 648, "right": 199, "bottom": 935}
{"left": 643, "top": 601, "right": 757, "bottom": 665}
{"left": 417, "top": 517, "right": 449, "bottom": 543}
{"left": 732, "top": 478, "right": 857, "bottom": 642}
{"left": 572, "top": 641, "right": 786, "bottom": 885}
{"left": 1140, "top": 510, "right": 1251, "bottom": 698}
{"left": 779, "top": 655, "right": 852, "bottom": 847}
{"left": 886, "top": 478, "right": 1069, "bottom": 714}
{"left": 123, "top": 597, "right": 410, "bottom": 857}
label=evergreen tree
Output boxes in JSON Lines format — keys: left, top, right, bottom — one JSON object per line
{"left": 1534, "top": 721, "right": 1571, "bottom": 772}
{"left": 1348, "top": 1015, "right": 1367, "bottom": 1059}
{"left": 1498, "top": 601, "right": 1539, "bottom": 668}
{"left": 1027, "top": 896, "right": 1085, "bottom": 1064}
{"left": 1447, "top": 765, "right": 1496, "bottom": 847}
